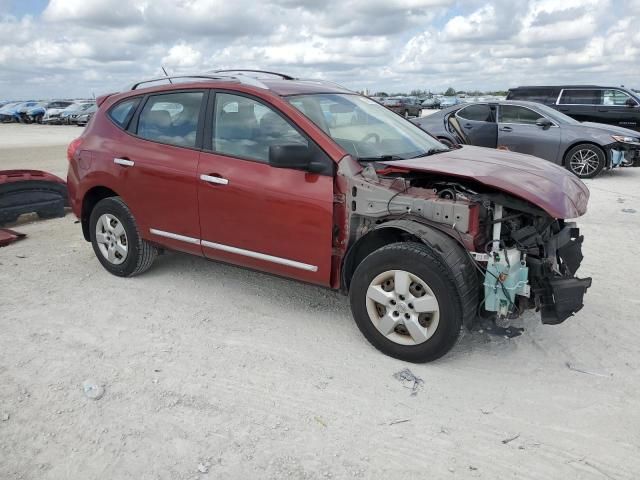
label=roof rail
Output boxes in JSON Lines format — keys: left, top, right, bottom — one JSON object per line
{"left": 210, "top": 69, "right": 296, "bottom": 80}
{"left": 128, "top": 75, "right": 228, "bottom": 91}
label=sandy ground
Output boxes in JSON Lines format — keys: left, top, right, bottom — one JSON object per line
{"left": 1, "top": 123, "right": 639, "bottom": 479}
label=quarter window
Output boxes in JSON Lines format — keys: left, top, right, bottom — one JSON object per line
{"left": 456, "top": 104, "right": 494, "bottom": 122}
{"left": 212, "top": 93, "right": 307, "bottom": 163}
{"left": 558, "top": 89, "right": 601, "bottom": 105}
{"left": 136, "top": 92, "right": 203, "bottom": 148}
{"left": 108, "top": 98, "right": 141, "bottom": 129}
{"left": 603, "top": 89, "right": 637, "bottom": 106}
{"left": 499, "top": 105, "right": 544, "bottom": 125}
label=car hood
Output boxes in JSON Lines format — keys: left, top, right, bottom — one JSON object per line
{"left": 580, "top": 121, "right": 640, "bottom": 138}
{"left": 380, "top": 145, "right": 589, "bottom": 219}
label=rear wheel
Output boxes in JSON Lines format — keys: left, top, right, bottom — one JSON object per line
{"left": 565, "top": 144, "right": 605, "bottom": 179}
{"left": 89, "top": 196, "right": 157, "bottom": 277}
{"left": 349, "top": 242, "right": 464, "bottom": 362}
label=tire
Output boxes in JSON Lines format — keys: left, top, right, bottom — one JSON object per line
{"left": 565, "top": 143, "right": 605, "bottom": 179}
{"left": 349, "top": 242, "right": 465, "bottom": 362}
{"left": 89, "top": 196, "right": 157, "bottom": 277}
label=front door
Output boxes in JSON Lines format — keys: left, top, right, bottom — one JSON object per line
{"left": 111, "top": 90, "right": 206, "bottom": 255}
{"left": 497, "top": 104, "right": 561, "bottom": 162}
{"left": 197, "top": 91, "right": 335, "bottom": 286}
{"left": 598, "top": 89, "right": 640, "bottom": 131}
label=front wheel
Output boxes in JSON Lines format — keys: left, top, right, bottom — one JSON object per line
{"left": 565, "top": 144, "right": 605, "bottom": 179}
{"left": 349, "top": 242, "right": 463, "bottom": 363}
{"left": 89, "top": 196, "right": 157, "bottom": 277}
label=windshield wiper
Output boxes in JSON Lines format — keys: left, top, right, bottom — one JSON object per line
{"left": 408, "top": 148, "right": 449, "bottom": 159}
{"left": 357, "top": 155, "right": 404, "bottom": 162}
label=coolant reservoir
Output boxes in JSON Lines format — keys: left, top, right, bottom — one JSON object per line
{"left": 484, "top": 249, "right": 529, "bottom": 318}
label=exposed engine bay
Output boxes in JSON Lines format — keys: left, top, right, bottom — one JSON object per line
{"left": 344, "top": 162, "right": 592, "bottom": 326}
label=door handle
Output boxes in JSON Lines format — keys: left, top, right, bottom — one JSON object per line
{"left": 463, "top": 123, "right": 473, "bottom": 129}
{"left": 499, "top": 126, "right": 513, "bottom": 132}
{"left": 200, "top": 174, "right": 229, "bottom": 185}
{"left": 114, "top": 157, "right": 134, "bottom": 167}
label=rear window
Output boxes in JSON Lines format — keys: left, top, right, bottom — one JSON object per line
{"left": 108, "top": 98, "right": 141, "bottom": 128}
{"left": 558, "top": 89, "right": 601, "bottom": 105}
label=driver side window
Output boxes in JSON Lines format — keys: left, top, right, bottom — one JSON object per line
{"left": 212, "top": 93, "right": 307, "bottom": 163}
{"left": 498, "top": 105, "right": 542, "bottom": 125}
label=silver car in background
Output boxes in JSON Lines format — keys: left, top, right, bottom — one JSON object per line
{"left": 413, "top": 100, "right": 640, "bottom": 178}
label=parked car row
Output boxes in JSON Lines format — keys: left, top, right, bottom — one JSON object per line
{"left": 0, "top": 99, "right": 96, "bottom": 126}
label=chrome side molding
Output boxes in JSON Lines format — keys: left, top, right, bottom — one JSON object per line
{"left": 149, "top": 229, "right": 318, "bottom": 272}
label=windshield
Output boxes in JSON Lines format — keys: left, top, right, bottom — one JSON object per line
{"left": 287, "top": 93, "right": 447, "bottom": 160}
{"left": 534, "top": 103, "right": 580, "bottom": 125}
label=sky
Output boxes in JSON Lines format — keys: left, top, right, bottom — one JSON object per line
{"left": 0, "top": 0, "right": 638, "bottom": 100}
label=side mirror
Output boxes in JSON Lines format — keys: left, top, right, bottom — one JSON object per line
{"left": 535, "top": 117, "right": 552, "bottom": 129}
{"left": 269, "top": 144, "right": 326, "bottom": 174}
{"left": 625, "top": 98, "right": 638, "bottom": 107}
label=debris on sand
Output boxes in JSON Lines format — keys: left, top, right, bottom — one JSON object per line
{"left": 565, "top": 362, "right": 611, "bottom": 378}
{"left": 393, "top": 368, "right": 424, "bottom": 396}
{"left": 622, "top": 208, "right": 637, "bottom": 214}
{"left": 2, "top": 413, "right": 9, "bottom": 421}
{"left": 389, "top": 418, "right": 410, "bottom": 426}
{"left": 502, "top": 433, "right": 520, "bottom": 444}
{"left": 197, "top": 461, "right": 210, "bottom": 473}
{"left": 82, "top": 380, "right": 105, "bottom": 400}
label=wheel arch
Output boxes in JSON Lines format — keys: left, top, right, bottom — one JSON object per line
{"left": 81, "top": 186, "right": 120, "bottom": 241}
{"left": 341, "top": 220, "right": 480, "bottom": 328}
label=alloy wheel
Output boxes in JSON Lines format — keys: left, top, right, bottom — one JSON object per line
{"left": 365, "top": 270, "right": 440, "bottom": 346}
{"left": 95, "top": 213, "right": 128, "bottom": 265}
{"left": 569, "top": 148, "right": 600, "bottom": 177}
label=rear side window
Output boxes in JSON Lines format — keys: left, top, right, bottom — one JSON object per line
{"left": 108, "top": 98, "right": 140, "bottom": 128}
{"left": 508, "top": 88, "right": 556, "bottom": 103}
{"left": 498, "top": 105, "right": 542, "bottom": 125}
{"left": 136, "top": 91, "right": 204, "bottom": 148}
{"left": 457, "top": 104, "right": 494, "bottom": 122}
{"left": 558, "top": 89, "right": 601, "bottom": 105}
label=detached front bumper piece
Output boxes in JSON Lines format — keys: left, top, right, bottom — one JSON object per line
{"left": 538, "top": 277, "right": 592, "bottom": 325}
{"left": 529, "top": 223, "right": 592, "bottom": 325}
{"left": 0, "top": 170, "right": 68, "bottom": 225}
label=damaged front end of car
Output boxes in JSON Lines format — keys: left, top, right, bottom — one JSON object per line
{"left": 337, "top": 152, "right": 592, "bottom": 328}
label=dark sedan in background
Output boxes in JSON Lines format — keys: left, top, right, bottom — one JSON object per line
{"left": 383, "top": 97, "right": 422, "bottom": 118}
{"left": 413, "top": 100, "right": 640, "bottom": 178}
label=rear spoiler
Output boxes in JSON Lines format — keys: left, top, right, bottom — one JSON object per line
{"left": 96, "top": 92, "right": 118, "bottom": 107}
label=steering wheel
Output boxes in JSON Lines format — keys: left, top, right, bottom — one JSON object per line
{"left": 361, "top": 133, "right": 380, "bottom": 143}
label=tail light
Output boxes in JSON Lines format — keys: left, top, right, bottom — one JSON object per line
{"left": 67, "top": 137, "right": 83, "bottom": 162}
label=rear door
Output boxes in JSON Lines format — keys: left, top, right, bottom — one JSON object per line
{"left": 109, "top": 90, "right": 206, "bottom": 255}
{"left": 556, "top": 88, "right": 601, "bottom": 122}
{"left": 497, "top": 104, "right": 561, "bottom": 162}
{"left": 452, "top": 104, "right": 497, "bottom": 147}
{"left": 196, "top": 91, "right": 335, "bottom": 286}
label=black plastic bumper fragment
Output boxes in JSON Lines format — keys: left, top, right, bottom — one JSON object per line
{"left": 538, "top": 277, "right": 592, "bottom": 325}
{"left": 0, "top": 179, "right": 68, "bottom": 225}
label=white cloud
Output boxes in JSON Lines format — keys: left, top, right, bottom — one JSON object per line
{"left": 0, "top": 0, "right": 638, "bottom": 99}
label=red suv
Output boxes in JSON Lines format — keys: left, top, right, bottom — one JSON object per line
{"left": 67, "top": 70, "right": 592, "bottom": 362}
